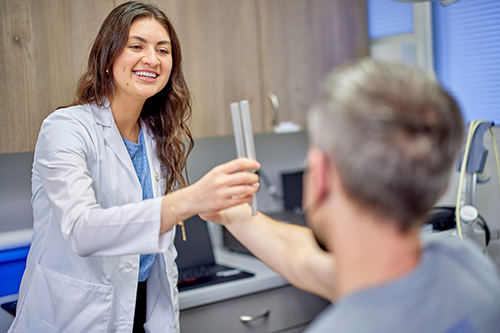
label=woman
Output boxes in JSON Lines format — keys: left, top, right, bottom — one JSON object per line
{"left": 8, "top": 2, "right": 259, "bottom": 332}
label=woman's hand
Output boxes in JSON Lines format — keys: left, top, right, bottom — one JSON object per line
{"left": 167, "top": 158, "right": 260, "bottom": 222}
{"left": 190, "top": 157, "right": 260, "bottom": 213}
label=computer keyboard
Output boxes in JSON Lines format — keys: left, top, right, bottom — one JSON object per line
{"left": 179, "top": 265, "right": 226, "bottom": 283}
{"left": 177, "top": 264, "right": 254, "bottom": 291}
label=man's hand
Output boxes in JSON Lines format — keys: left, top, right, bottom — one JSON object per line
{"left": 199, "top": 202, "right": 253, "bottom": 227}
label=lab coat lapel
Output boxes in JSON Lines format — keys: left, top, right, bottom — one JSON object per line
{"left": 91, "top": 104, "right": 138, "bottom": 182}
{"left": 105, "top": 126, "right": 138, "bottom": 180}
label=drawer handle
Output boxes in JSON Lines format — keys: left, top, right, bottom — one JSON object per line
{"left": 239, "top": 309, "right": 270, "bottom": 322}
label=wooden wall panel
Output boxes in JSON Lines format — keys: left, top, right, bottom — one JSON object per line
{"left": 257, "top": 0, "right": 369, "bottom": 131}
{"left": 162, "top": 0, "right": 263, "bottom": 138}
{"left": 0, "top": 0, "right": 36, "bottom": 153}
{"left": 0, "top": 0, "right": 114, "bottom": 153}
{"left": 1, "top": 0, "right": 368, "bottom": 151}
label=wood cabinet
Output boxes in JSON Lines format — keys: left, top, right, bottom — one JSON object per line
{"left": 0, "top": 0, "right": 368, "bottom": 153}
{"left": 180, "top": 284, "right": 330, "bottom": 333}
{"left": 163, "top": 0, "right": 265, "bottom": 137}
{"left": 0, "top": 0, "right": 114, "bottom": 154}
{"left": 258, "top": 0, "right": 369, "bottom": 132}
{"left": 166, "top": 0, "right": 369, "bottom": 137}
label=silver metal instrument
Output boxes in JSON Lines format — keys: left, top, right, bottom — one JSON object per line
{"left": 231, "top": 100, "right": 258, "bottom": 215}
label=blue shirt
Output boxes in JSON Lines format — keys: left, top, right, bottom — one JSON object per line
{"left": 123, "top": 128, "right": 156, "bottom": 282}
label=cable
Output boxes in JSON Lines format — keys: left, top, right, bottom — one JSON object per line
{"left": 477, "top": 215, "right": 491, "bottom": 257}
{"left": 455, "top": 120, "right": 486, "bottom": 241}
{"left": 476, "top": 214, "right": 490, "bottom": 247}
{"left": 455, "top": 122, "right": 500, "bottom": 243}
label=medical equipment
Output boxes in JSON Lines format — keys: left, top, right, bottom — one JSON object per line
{"left": 455, "top": 120, "right": 500, "bottom": 243}
{"left": 231, "top": 100, "right": 258, "bottom": 215}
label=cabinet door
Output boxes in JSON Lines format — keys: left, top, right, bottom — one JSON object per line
{"left": 180, "top": 285, "right": 330, "bottom": 333}
{"left": 257, "top": 0, "right": 369, "bottom": 131}
{"left": 0, "top": 0, "right": 114, "bottom": 154}
{"left": 164, "top": 0, "right": 264, "bottom": 138}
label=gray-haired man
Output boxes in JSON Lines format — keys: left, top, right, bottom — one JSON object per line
{"left": 202, "top": 59, "right": 500, "bottom": 332}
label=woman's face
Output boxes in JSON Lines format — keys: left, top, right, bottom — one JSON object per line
{"left": 112, "top": 17, "right": 173, "bottom": 103}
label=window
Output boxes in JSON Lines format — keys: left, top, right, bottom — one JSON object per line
{"left": 367, "top": 0, "right": 414, "bottom": 39}
{"left": 433, "top": 0, "right": 500, "bottom": 123}
{"left": 367, "top": 0, "right": 433, "bottom": 71}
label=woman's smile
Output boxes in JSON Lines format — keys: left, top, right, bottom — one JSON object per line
{"left": 133, "top": 70, "right": 159, "bottom": 80}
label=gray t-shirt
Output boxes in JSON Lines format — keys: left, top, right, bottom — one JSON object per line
{"left": 306, "top": 238, "right": 500, "bottom": 333}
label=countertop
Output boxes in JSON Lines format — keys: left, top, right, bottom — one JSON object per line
{"left": 179, "top": 247, "right": 288, "bottom": 310}
{"left": 179, "top": 211, "right": 306, "bottom": 310}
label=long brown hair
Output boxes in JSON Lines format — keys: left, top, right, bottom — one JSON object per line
{"left": 71, "top": 1, "right": 193, "bottom": 193}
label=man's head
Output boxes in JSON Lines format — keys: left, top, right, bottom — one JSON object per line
{"left": 306, "top": 59, "right": 464, "bottom": 235}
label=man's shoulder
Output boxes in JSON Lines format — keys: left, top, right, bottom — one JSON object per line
{"left": 425, "top": 237, "right": 500, "bottom": 284}
{"left": 305, "top": 237, "right": 500, "bottom": 332}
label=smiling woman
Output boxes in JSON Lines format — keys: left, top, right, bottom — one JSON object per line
{"left": 7, "top": 2, "right": 260, "bottom": 333}
{"left": 71, "top": 2, "right": 192, "bottom": 192}
{"left": 112, "top": 18, "right": 173, "bottom": 122}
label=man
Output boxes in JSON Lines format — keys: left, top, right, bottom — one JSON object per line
{"left": 202, "top": 59, "right": 500, "bottom": 332}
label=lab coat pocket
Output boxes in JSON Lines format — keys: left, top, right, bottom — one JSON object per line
{"left": 27, "top": 317, "right": 57, "bottom": 333}
{"left": 14, "top": 264, "right": 114, "bottom": 333}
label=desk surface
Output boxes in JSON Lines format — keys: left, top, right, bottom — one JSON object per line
{"left": 179, "top": 247, "right": 288, "bottom": 310}
{"left": 177, "top": 211, "right": 307, "bottom": 310}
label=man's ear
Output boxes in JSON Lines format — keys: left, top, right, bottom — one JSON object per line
{"left": 307, "top": 147, "right": 331, "bottom": 204}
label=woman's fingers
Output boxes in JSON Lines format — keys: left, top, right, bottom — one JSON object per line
{"left": 217, "top": 157, "right": 260, "bottom": 174}
{"left": 201, "top": 182, "right": 258, "bottom": 212}
{"left": 206, "top": 184, "right": 258, "bottom": 211}
{"left": 223, "top": 171, "right": 259, "bottom": 187}
{"left": 189, "top": 158, "right": 261, "bottom": 215}
{"left": 223, "top": 183, "right": 260, "bottom": 199}
{"left": 207, "top": 160, "right": 259, "bottom": 189}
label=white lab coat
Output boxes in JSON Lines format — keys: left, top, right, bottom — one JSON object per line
{"left": 8, "top": 103, "right": 180, "bottom": 333}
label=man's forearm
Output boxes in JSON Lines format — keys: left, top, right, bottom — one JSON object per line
{"left": 224, "top": 210, "right": 336, "bottom": 300}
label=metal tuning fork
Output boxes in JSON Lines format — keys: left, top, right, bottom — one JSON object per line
{"left": 230, "top": 100, "right": 258, "bottom": 215}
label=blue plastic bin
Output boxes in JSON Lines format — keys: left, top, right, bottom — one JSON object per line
{"left": 0, "top": 246, "right": 30, "bottom": 297}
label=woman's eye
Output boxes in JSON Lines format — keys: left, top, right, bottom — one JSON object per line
{"left": 129, "top": 44, "right": 142, "bottom": 51}
{"left": 157, "top": 48, "right": 170, "bottom": 55}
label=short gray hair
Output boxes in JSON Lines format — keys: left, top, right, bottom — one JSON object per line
{"left": 308, "top": 59, "right": 464, "bottom": 231}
